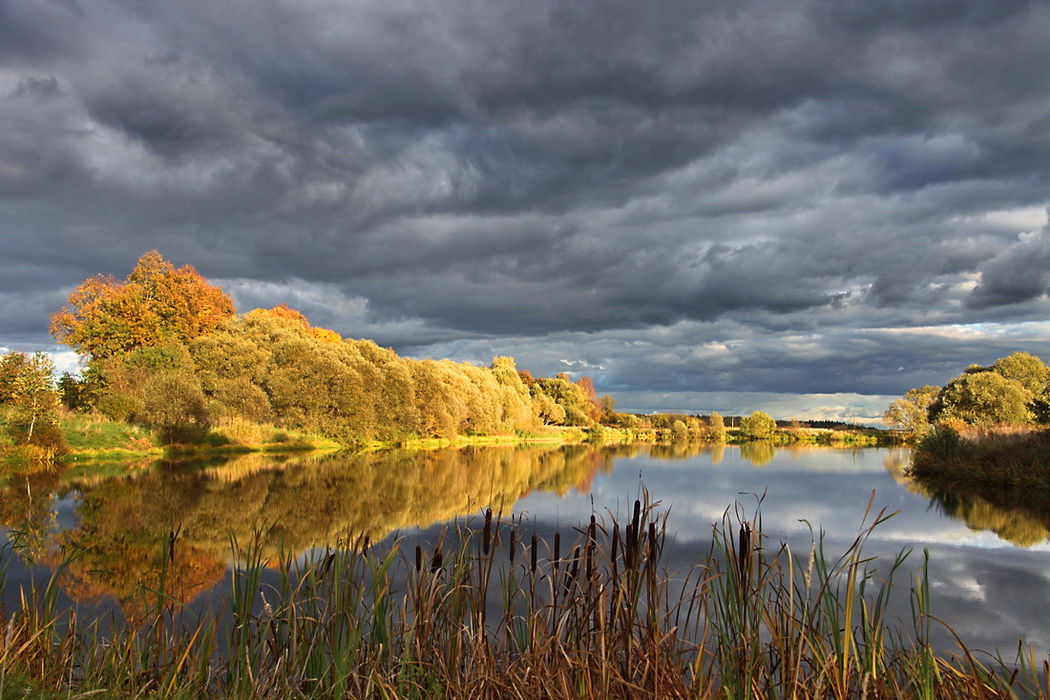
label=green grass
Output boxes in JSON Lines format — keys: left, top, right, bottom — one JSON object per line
{"left": 2, "top": 495, "right": 1044, "bottom": 698}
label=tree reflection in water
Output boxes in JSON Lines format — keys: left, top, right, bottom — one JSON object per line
{"left": 1, "top": 444, "right": 621, "bottom": 622}
{"left": 884, "top": 448, "right": 1050, "bottom": 548}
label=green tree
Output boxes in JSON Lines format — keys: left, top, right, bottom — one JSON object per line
{"left": 532, "top": 375, "right": 595, "bottom": 426}
{"left": 140, "top": 370, "right": 210, "bottom": 442}
{"left": 990, "top": 352, "right": 1049, "bottom": 396}
{"left": 932, "top": 371, "right": 1034, "bottom": 426}
{"left": 739, "top": 410, "right": 777, "bottom": 439}
{"left": 5, "top": 352, "right": 66, "bottom": 452}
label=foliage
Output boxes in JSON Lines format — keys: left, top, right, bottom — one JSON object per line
{"left": 883, "top": 385, "right": 939, "bottom": 438}
{"left": 707, "top": 411, "right": 727, "bottom": 442}
{"left": 888, "top": 353, "right": 1050, "bottom": 435}
{"left": 910, "top": 423, "right": 1050, "bottom": 491}
{"left": 531, "top": 374, "right": 596, "bottom": 427}
{"left": 932, "top": 371, "right": 1034, "bottom": 425}
{"left": 140, "top": 370, "right": 210, "bottom": 442}
{"left": 989, "top": 351, "right": 1049, "bottom": 396}
{"left": 739, "top": 410, "right": 777, "bottom": 439}
{"left": 0, "top": 352, "right": 67, "bottom": 454}
{"left": 50, "top": 250, "right": 235, "bottom": 358}
{"left": 44, "top": 254, "right": 624, "bottom": 444}
{"left": 0, "top": 351, "right": 32, "bottom": 403}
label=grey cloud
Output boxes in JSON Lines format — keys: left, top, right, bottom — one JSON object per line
{"left": 2, "top": 0, "right": 1050, "bottom": 411}
{"left": 968, "top": 226, "right": 1050, "bottom": 308}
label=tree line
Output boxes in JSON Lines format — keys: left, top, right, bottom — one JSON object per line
{"left": 3, "top": 252, "right": 617, "bottom": 448}
{"left": 2, "top": 252, "right": 896, "bottom": 452}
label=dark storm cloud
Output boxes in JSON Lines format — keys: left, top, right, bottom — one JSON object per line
{"left": 2, "top": 0, "right": 1049, "bottom": 413}
{"left": 968, "top": 225, "right": 1050, "bottom": 309}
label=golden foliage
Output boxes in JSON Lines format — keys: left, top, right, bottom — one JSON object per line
{"left": 50, "top": 251, "right": 235, "bottom": 358}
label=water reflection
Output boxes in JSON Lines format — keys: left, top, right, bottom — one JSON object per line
{"left": 881, "top": 448, "right": 1050, "bottom": 548}
{"left": 3, "top": 443, "right": 1050, "bottom": 649}
{"left": 1, "top": 444, "right": 620, "bottom": 620}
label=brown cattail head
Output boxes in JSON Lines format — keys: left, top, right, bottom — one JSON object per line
{"left": 531, "top": 532, "right": 538, "bottom": 574}
{"left": 483, "top": 508, "right": 493, "bottom": 556}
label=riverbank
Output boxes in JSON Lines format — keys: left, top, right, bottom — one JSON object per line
{"left": 0, "top": 407, "right": 897, "bottom": 472}
{"left": 0, "top": 411, "right": 602, "bottom": 467}
{"left": 908, "top": 424, "right": 1050, "bottom": 489}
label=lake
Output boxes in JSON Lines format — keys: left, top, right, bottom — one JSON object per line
{"left": 2, "top": 442, "right": 1048, "bottom": 657}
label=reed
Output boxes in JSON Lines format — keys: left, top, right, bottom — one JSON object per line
{"left": 1, "top": 494, "right": 1045, "bottom": 698}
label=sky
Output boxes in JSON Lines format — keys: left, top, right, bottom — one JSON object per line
{"left": 1, "top": 0, "right": 1049, "bottom": 424}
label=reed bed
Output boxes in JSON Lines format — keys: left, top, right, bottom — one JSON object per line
{"left": 1, "top": 495, "right": 1046, "bottom": 699}
{"left": 910, "top": 424, "right": 1050, "bottom": 489}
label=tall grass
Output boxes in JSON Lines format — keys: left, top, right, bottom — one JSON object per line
{"left": 1, "top": 495, "right": 1046, "bottom": 698}
{"left": 910, "top": 423, "right": 1050, "bottom": 489}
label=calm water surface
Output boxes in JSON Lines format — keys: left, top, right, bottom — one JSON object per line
{"left": 2, "top": 442, "right": 1048, "bottom": 655}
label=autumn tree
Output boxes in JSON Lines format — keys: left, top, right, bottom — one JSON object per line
{"left": 707, "top": 412, "right": 727, "bottom": 442}
{"left": 0, "top": 352, "right": 32, "bottom": 403}
{"left": 532, "top": 375, "right": 595, "bottom": 426}
{"left": 883, "top": 385, "right": 940, "bottom": 438}
{"left": 739, "top": 410, "right": 777, "bottom": 439}
{"left": 575, "top": 376, "right": 602, "bottom": 422}
{"left": 2, "top": 352, "right": 66, "bottom": 453}
{"left": 50, "top": 251, "right": 235, "bottom": 358}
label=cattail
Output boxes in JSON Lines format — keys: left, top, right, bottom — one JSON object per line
{"left": 585, "top": 515, "right": 596, "bottom": 583}
{"left": 625, "top": 521, "right": 635, "bottom": 570}
{"left": 415, "top": 544, "right": 422, "bottom": 573}
{"left": 564, "top": 546, "right": 580, "bottom": 598}
{"left": 431, "top": 545, "right": 443, "bottom": 573}
{"left": 530, "top": 532, "right": 538, "bottom": 575}
{"left": 483, "top": 507, "right": 493, "bottom": 556}
{"left": 509, "top": 529, "right": 517, "bottom": 565}
{"left": 553, "top": 531, "right": 561, "bottom": 571}
{"left": 738, "top": 523, "right": 751, "bottom": 588}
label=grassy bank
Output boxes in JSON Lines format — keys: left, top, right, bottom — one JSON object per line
{"left": 909, "top": 424, "right": 1050, "bottom": 489}
{"left": 1, "top": 498, "right": 1043, "bottom": 698}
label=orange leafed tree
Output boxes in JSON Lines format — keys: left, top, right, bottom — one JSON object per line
{"left": 50, "top": 251, "right": 236, "bottom": 358}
